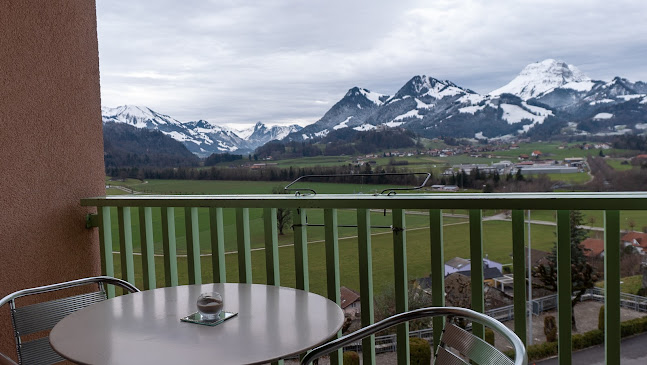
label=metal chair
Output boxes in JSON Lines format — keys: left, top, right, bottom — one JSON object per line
{"left": 0, "top": 276, "right": 140, "bottom": 365}
{"left": 301, "top": 306, "right": 528, "bottom": 365}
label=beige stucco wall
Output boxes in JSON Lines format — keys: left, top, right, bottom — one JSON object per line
{"left": 0, "top": 0, "right": 104, "bottom": 358}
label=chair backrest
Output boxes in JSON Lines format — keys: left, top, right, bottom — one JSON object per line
{"left": 300, "top": 306, "right": 527, "bottom": 365}
{"left": 0, "top": 276, "right": 139, "bottom": 365}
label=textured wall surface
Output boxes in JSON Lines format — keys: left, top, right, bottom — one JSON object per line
{"left": 0, "top": 0, "right": 103, "bottom": 358}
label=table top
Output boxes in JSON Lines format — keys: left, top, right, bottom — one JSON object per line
{"left": 50, "top": 283, "right": 344, "bottom": 365}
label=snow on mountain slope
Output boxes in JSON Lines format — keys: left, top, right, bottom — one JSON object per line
{"left": 242, "top": 122, "right": 303, "bottom": 146}
{"left": 490, "top": 59, "right": 590, "bottom": 100}
{"left": 102, "top": 106, "right": 298, "bottom": 156}
{"left": 333, "top": 116, "right": 352, "bottom": 130}
{"left": 357, "top": 88, "right": 386, "bottom": 106}
{"left": 102, "top": 105, "right": 182, "bottom": 128}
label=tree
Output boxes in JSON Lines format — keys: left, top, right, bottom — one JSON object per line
{"left": 374, "top": 284, "right": 433, "bottom": 331}
{"left": 533, "top": 210, "right": 598, "bottom": 331}
{"left": 271, "top": 186, "right": 292, "bottom": 235}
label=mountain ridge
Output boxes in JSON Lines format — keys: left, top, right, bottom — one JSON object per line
{"left": 101, "top": 106, "right": 302, "bottom": 156}
{"left": 104, "top": 59, "right": 647, "bottom": 156}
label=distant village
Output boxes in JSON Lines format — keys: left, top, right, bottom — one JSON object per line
{"left": 242, "top": 141, "right": 613, "bottom": 175}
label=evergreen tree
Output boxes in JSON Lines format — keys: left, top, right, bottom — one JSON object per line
{"left": 533, "top": 210, "right": 598, "bottom": 331}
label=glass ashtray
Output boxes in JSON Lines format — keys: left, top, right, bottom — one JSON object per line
{"left": 180, "top": 311, "right": 238, "bottom": 327}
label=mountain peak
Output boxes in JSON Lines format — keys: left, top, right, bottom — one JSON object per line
{"left": 490, "top": 59, "right": 590, "bottom": 100}
{"left": 344, "top": 87, "right": 386, "bottom": 106}
{"left": 391, "top": 75, "right": 469, "bottom": 101}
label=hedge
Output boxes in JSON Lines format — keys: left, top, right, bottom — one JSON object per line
{"left": 504, "top": 315, "right": 647, "bottom": 362}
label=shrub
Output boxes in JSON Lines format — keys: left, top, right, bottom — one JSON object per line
{"left": 572, "top": 329, "right": 604, "bottom": 349}
{"left": 598, "top": 305, "right": 605, "bottom": 331}
{"left": 526, "top": 341, "right": 558, "bottom": 361}
{"left": 544, "top": 315, "right": 557, "bottom": 343}
{"left": 409, "top": 337, "right": 431, "bottom": 365}
{"left": 507, "top": 315, "right": 647, "bottom": 362}
{"left": 342, "top": 351, "right": 359, "bottom": 365}
{"left": 484, "top": 328, "right": 495, "bottom": 347}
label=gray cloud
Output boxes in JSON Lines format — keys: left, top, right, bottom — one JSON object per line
{"left": 97, "top": 0, "right": 647, "bottom": 127}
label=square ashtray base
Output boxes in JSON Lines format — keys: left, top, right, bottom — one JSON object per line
{"left": 180, "top": 311, "right": 238, "bottom": 326}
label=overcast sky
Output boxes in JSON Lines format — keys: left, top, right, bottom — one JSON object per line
{"left": 97, "top": 0, "right": 647, "bottom": 129}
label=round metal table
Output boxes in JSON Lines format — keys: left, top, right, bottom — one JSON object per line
{"left": 50, "top": 283, "right": 344, "bottom": 365}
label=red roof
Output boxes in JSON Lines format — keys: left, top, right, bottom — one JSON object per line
{"left": 340, "top": 286, "right": 360, "bottom": 309}
{"left": 634, "top": 154, "right": 647, "bottom": 159}
{"left": 533, "top": 150, "right": 542, "bottom": 154}
{"left": 621, "top": 232, "right": 647, "bottom": 248}
{"left": 580, "top": 238, "right": 604, "bottom": 257}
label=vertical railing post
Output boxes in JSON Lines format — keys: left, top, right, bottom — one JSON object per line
{"left": 324, "top": 208, "right": 342, "bottom": 365}
{"left": 557, "top": 210, "right": 572, "bottom": 365}
{"left": 429, "top": 209, "right": 444, "bottom": 353}
{"left": 469, "top": 209, "right": 484, "bottom": 339}
{"left": 138, "top": 207, "right": 156, "bottom": 290}
{"left": 161, "top": 207, "right": 178, "bottom": 287}
{"left": 293, "top": 208, "right": 309, "bottom": 291}
{"left": 236, "top": 208, "right": 252, "bottom": 284}
{"left": 511, "top": 210, "right": 527, "bottom": 344}
{"left": 392, "top": 209, "right": 409, "bottom": 365}
{"left": 604, "top": 210, "right": 620, "bottom": 364}
{"left": 357, "top": 208, "right": 375, "bottom": 365}
{"left": 98, "top": 206, "right": 115, "bottom": 298}
{"left": 209, "top": 207, "right": 226, "bottom": 283}
{"left": 117, "top": 207, "right": 135, "bottom": 289}
{"left": 264, "top": 207, "right": 283, "bottom": 365}
{"left": 264, "top": 208, "right": 280, "bottom": 286}
{"left": 185, "top": 207, "right": 202, "bottom": 285}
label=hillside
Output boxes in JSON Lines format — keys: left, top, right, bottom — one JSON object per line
{"left": 103, "top": 122, "right": 199, "bottom": 168}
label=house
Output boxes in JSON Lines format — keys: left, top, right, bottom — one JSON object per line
{"left": 518, "top": 154, "right": 530, "bottom": 160}
{"left": 445, "top": 257, "right": 471, "bottom": 276}
{"left": 621, "top": 232, "right": 647, "bottom": 254}
{"left": 340, "top": 286, "right": 361, "bottom": 317}
{"left": 455, "top": 267, "right": 504, "bottom": 287}
{"left": 580, "top": 238, "right": 605, "bottom": 258}
{"left": 531, "top": 150, "right": 542, "bottom": 157}
{"left": 444, "top": 257, "right": 503, "bottom": 281}
{"left": 564, "top": 157, "right": 585, "bottom": 167}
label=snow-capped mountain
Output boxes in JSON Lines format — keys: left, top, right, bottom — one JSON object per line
{"left": 490, "top": 59, "right": 590, "bottom": 100}
{"left": 104, "top": 59, "right": 647, "bottom": 155}
{"left": 237, "top": 122, "right": 302, "bottom": 147}
{"left": 101, "top": 106, "right": 300, "bottom": 156}
{"left": 285, "top": 59, "right": 647, "bottom": 142}
{"left": 294, "top": 87, "right": 388, "bottom": 140}
{"left": 102, "top": 105, "right": 183, "bottom": 129}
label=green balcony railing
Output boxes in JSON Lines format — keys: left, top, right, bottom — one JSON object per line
{"left": 81, "top": 192, "right": 647, "bottom": 365}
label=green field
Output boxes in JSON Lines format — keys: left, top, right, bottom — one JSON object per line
{"left": 544, "top": 172, "right": 591, "bottom": 184}
{"left": 605, "top": 158, "right": 634, "bottom": 171}
{"left": 597, "top": 275, "right": 643, "bottom": 295}
{"left": 122, "top": 179, "right": 413, "bottom": 195}
{"left": 103, "top": 178, "right": 647, "bottom": 296}
{"left": 109, "top": 217, "right": 559, "bottom": 297}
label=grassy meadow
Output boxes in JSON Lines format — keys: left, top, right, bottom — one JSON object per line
{"left": 102, "top": 139, "right": 647, "bottom": 296}
{"left": 102, "top": 178, "right": 568, "bottom": 296}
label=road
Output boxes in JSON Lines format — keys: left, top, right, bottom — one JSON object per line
{"left": 535, "top": 332, "right": 647, "bottom": 365}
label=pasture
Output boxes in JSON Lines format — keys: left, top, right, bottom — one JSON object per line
{"left": 103, "top": 178, "right": 647, "bottom": 296}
